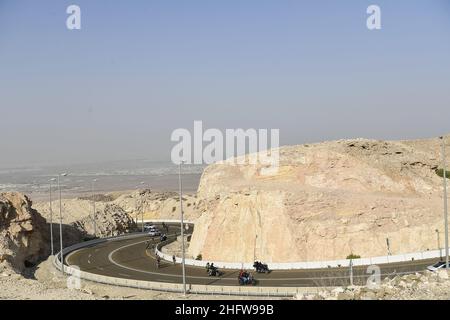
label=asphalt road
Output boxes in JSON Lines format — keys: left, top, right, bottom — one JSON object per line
{"left": 65, "top": 223, "right": 440, "bottom": 287}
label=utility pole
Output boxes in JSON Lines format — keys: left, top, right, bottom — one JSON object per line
{"left": 441, "top": 136, "right": 449, "bottom": 269}
{"left": 179, "top": 161, "right": 187, "bottom": 295}
{"left": 49, "top": 178, "right": 56, "bottom": 256}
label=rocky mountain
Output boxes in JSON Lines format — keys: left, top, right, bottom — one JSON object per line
{"left": 0, "top": 192, "right": 50, "bottom": 272}
{"left": 112, "top": 190, "right": 201, "bottom": 221}
{"left": 71, "top": 203, "right": 136, "bottom": 237}
{"left": 188, "top": 136, "right": 449, "bottom": 263}
{"left": 34, "top": 190, "right": 201, "bottom": 227}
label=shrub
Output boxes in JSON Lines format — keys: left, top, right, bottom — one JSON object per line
{"left": 436, "top": 168, "right": 450, "bottom": 179}
{"left": 346, "top": 253, "right": 361, "bottom": 260}
{"left": 196, "top": 254, "right": 202, "bottom": 261}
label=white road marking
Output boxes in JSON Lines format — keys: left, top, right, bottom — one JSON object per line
{"left": 108, "top": 240, "right": 236, "bottom": 281}
{"left": 68, "top": 236, "right": 425, "bottom": 283}
{"left": 108, "top": 239, "right": 415, "bottom": 282}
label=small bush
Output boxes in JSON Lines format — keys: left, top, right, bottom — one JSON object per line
{"left": 346, "top": 253, "right": 361, "bottom": 260}
{"left": 436, "top": 168, "right": 450, "bottom": 179}
{"left": 195, "top": 254, "right": 202, "bottom": 261}
{"left": 172, "top": 206, "right": 176, "bottom": 212}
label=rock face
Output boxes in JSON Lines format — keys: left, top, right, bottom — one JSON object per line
{"left": 113, "top": 190, "right": 201, "bottom": 221}
{"left": 189, "top": 136, "right": 448, "bottom": 263}
{"left": 71, "top": 204, "right": 136, "bottom": 237}
{"left": 0, "top": 192, "right": 49, "bottom": 272}
{"left": 34, "top": 190, "right": 201, "bottom": 227}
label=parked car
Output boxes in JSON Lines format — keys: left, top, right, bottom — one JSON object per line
{"left": 427, "top": 261, "right": 450, "bottom": 271}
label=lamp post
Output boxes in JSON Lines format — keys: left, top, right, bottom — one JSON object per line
{"left": 349, "top": 258, "right": 354, "bottom": 286}
{"left": 134, "top": 190, "right": 139, "bottom": 230}
{"left": 436, "top": 229, "right": 442, "bottom": 260}
{"left": 253, "top": 234, "right": 257, "bottom": 262}
{"left": 57, "top": 172, "right": 68, "bottom": 275}
{"left": 440, "top": 136, "right": 449, "bottom": 269}
{"left": 134, "top": 184, "right": 144, "bottom": 232}
{"left": 140, "top": 181, "right": 145, "bottom": 232}
{"left": 91, "top": 178, "right": 98, "bottom": 237}
{"left": 178, "top": 161, "right": 187, "bottom": 295}
{"left": 49, "top": 178, "right": 56, "bottom": 256}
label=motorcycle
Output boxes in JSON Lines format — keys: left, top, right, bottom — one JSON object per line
{"left": 238, "top": 272, "right": 256, "bottom": 285}
{"left": 253, "top": 261, "right": 270, "bottom": 274}
{"left": 207, "top": 266, "right": 223, "bottom": 277}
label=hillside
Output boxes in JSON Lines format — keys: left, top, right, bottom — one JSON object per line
{"left": 188, "top": 136, "right": 449, "bottom": 262}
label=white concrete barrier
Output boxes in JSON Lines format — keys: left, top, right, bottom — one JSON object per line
{"left": 154, "top": 221, "right": 443, "bottom": 270}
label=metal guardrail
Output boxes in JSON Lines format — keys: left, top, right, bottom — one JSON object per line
{"left": 54, "top": 257, "right": 315, "bottom": 297}
{"left": 53, "top": 228, "right": 311, "bottom": 297}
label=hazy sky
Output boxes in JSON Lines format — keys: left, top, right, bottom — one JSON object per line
{"left": 1, "top": 0, "right": 450, "bottom": 168}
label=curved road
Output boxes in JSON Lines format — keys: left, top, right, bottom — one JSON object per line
{"left": 65, "top": 223, "right": 439, "bottom": 287}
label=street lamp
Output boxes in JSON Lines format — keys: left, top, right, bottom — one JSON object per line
{"left": 134, "top": 190, "right": 139, "bottom": 229}
{"left": 91, "top": 179, "right": 98, "bottom": 237}
{"left": 134, "top": 184, "right": 144, "bottom": 232}
{"left": 349, "top": 258, "right": 354, "bottom": 286}
{"left": 254, "top": 234, "right": 258, "bottom": 262}
{"left": 140, "top": 181, "right": 145, "bottom": 232}
{"left": 436, "top": 229, "right": 442, "bottom": 260}
{"left": 57, "top": 172, "right": 68, "bottom": 275}
{"left": 440, "top": 136, "right": 449, "bottom": 269}
{"left": 49, "top": 178, "right": 56, "bottom": 256}
{"left": 178, "top": 161, "right": 187, "bottom": 295}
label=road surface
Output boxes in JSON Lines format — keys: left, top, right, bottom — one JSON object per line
{"left": 65, "top": 223, "right": 439, "bottom": 287}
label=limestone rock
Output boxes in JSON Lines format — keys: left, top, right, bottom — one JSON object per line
{"left": 189, "top": 136, "right": 448, "bottom": 262}
{"left": 0, "top": 192, "right": 50, "bottom": 272}
{"left": 71, "top": 204, "right": 136, "bottom": 237}
{"left": 34, "top": 190, "right": 201, "bottom": 227}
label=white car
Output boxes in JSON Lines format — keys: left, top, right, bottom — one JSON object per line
{"left": 148, "top": 227, "right": 161, "bottom": 237}
{"left": 144, "top": 224, "right": 156, "bottom": 232}
{"left": 427, "top": 261, "right": 450, "bottom": 272}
